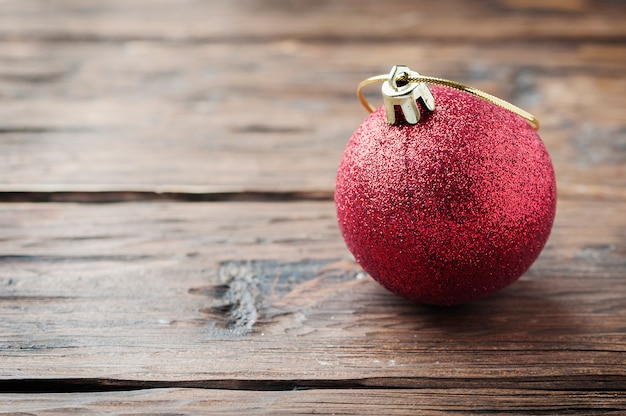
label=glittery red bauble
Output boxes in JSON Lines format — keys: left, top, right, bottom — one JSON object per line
{"left": 335, "top": 86, "right": 556, "bottom": 305}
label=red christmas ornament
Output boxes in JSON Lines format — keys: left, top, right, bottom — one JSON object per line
{"left": 335, "top": 67, "right": 556, "bottom": 305}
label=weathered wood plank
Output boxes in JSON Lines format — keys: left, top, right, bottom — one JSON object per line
{"left": 0, "top": 0, "right": 624, "bottom": 42}
{"left": 2, "top": 388, "right": 626, "bottom": 415}
{"left": 0, "top": 200, "right": 623, "bottom": 384}
{"left": 0, "top": 0, "right": 624, "bottom": 196}
{"left": 0, "top": 39, "right": 624, "bottom": 195}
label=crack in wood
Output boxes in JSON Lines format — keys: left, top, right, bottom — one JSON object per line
{"left": 0, "top": 254, "right": 154, "bottom": 263}
{"left": 0, "top": 295, "right": 73, "bottom": 302}
{"left": 0, "top": 127, "right": 93, "bottom": 134}
{"left": 0, "top": 191, "right": 334, "bottom": 203}
{"left": 1, "top": 33, "right": 625, "bottom": 45}
{"left": 0, "top": 375, "right": 624, "bottom": 394}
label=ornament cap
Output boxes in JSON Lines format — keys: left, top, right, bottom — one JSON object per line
{"left": 357, "top": 65, "right": 540, "bottom": 130}
{"left": 381, "top": 65, "right": 435, "bottom": 125}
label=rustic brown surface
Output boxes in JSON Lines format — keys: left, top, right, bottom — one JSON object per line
{"left": 0, "top": 1, "right": 624, "bottom": 197}
{"left": 0, "top": 0, "right": 625, "bottom": 414}
{"left": 2, "top": 389, "right": 626, "bottom": 415}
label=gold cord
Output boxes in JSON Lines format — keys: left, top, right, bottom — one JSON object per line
{"left": 357, "top": 73, "right": 539, "bottom": 130}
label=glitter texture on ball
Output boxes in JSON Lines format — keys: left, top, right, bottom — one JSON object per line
{"left": 335, "top": 86, "right": 556, "bottom": 305}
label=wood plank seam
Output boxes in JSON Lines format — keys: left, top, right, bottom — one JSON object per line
{"left": 1, "top": 375, "right": 625, "bottom": 394}
{"left": 0, "top": 191, "right": 335, "bottom": 203}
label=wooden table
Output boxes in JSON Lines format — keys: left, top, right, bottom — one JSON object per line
{"left": 1, "top": 1, "right": 625, "bottom": 414}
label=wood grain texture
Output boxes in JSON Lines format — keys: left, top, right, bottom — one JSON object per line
{"left": 0, "top": 0, "right": 624, "bottom": 197}
{"left": 0, "top": 201, "right": 623, "bottom": 386}
{"left": 2, "top": 388, "right": 626, "bottom": 415}
{"left": 0, "top": 0, "right": 624, "bottom": 42}
{"left": 0, "top": 0, "right": 624, "bottom": 414}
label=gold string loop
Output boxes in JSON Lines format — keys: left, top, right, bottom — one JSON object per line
{"left": 357, "top": 69, "right": 539, "bottom": 130}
